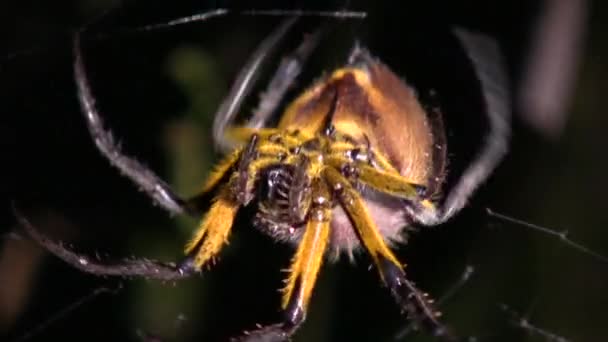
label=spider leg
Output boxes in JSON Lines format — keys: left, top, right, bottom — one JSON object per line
{"left": 246, "top": 28, "right": 322, "bottom": 130}
{"left": 233, "top": 178, "right": 331, "bottom": 342}
{"left": 189, "top": 128, "right": 302, "bottom": 205}
{"left": 212, "top": 18, "right": 297, "bottom": 152}
{"left": 184, "top": 128, "right": 292, "bottom": 213}
{"left": 326, "top": 155, "right": 425, "bottom": 199}
{"left": 323, "top": 167, "right": 402, "bottom": 276}
{"left": 14, "top": 206, "right": 192, "bottom": 280}
{"left": 184, "top": 134, "right": 286, "bottom": 270}
{"left": 395, "top": 265, "right": 475, "bottom": 340}
{"left": 413, "top": 29, "right": 510, "bottom": 226}
{"left": 379, "top": 259, "right": 457, "bottom": 341}
{"left": 183, "top": 184, "right": 239, "bottom": 269}
{"left": 183, "top": 135, "right": 258, "bottom": 269}
{"left": 323, "top": 167, "right": 457, "bottom": 341}
{"left": 281, "top": 179, "right": 330, "bottom": 311}
{"left": 73, "top": 33, "right": 189, "bottom": 217}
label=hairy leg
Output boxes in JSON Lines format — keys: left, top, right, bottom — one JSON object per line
{"left": 212, "top": 18, "right": 297, "bottom": 152}
{"left": 232, "top": 178, "right": 331, "bottom": 342}
{"left": 74, "top": 32, "right": 189, "bottom": 217}
{"left": 14, "top": 206, "right": 193, "bottom": 280}
{"left": 246, "top": 28, "right": 322, "bottom": 130}
{"left": 324, "top": 167, "right": 457, "bottom": 341}
{"left": 414, "top": 29, "right": 510, "bottom": 226}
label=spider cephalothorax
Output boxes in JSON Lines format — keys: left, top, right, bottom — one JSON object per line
{"left": 18, "top": 9, "right": 509, "bottom": 342}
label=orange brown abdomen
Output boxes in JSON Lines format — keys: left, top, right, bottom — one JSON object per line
{"left": 278, "top": 60, "right": 436, "bottom": 186}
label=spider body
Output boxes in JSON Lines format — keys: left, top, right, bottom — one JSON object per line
{"left": 20, "top": 10, "right": 509, "bottom": 342}
{"left": 197, "top": 51, "right": 445, "bottom": 259}
{"left": 179, "top": 49, "right": 451, "bottom": 329}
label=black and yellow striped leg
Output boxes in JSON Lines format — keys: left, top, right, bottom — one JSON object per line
{"left": 233, "top": 180, "right": 331, "bottom": 342}
{"left": 181, "top": 185, "right": 239, "bottom": 272}
{"left": 324, "top": 167, "right": 456, "bottom": 341}
{"left": 324, "top": 167, "right": 403, "bottom": 269}
{"left": 182, "top": 134, "right": 267, "bottom": 271}
{"left": 183, "top": 132, "right": 290, "bottom": 217}
{"left": 234, "top": 220, "right": 329, "bottom": 342}
{"left": 379, "top": 258, "right": 457, "bottom": 341}
{"left": 181, "top": 134, "right": 291, "bottom": 272}
{"left": 326, "top": 156, "right": 425, "bottom": 200}
{"left": 234, "top": 134, "right": 261, "bottom": 205}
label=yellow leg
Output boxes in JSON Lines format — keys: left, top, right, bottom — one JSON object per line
{"left": 371, "top": 150, "right": 401, "bottom": 174}
{"left": 226, "top": 126, "right": 310, "bottom": 148}
{"left": 324, "top": 167, "right": 404, "bottom": 278}
{"left": 199, "top": 127, "right": 299, "bottom": 196}
{"left": 327, "top": 135, "right": 399, "bottom": 174}
{"left": 200, "top": 148, "right": 242, "bottom": 193}
{"left": 225, "top": 126, "right": 276, "bottom": 143}
{"left": 282, "top": 210, "right": 330, "bottom": 310}
{"left": 357, "top": 164, "right": 422, "bottom": 199}
{"left": 184, "top": 186, "right": 239, "bottom": 269}
{"left": 327, "top": 156, "right": 422, "bottom": 200}
{"left": 257, "top": 142, "right": 290, "bottom": 156}
{"left": 282, "top": 181, "right": 331, "bottom": 311}
{"left": 328, "top": 140, "right": 357, "bottom": 154}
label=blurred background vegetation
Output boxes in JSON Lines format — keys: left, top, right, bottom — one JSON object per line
{"left": 1, "top": 1, "right": 607, "bottom": 341}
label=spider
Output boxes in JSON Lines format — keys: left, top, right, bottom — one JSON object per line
{"left": 16, "top": 8, "right": 509, "bottom": 342}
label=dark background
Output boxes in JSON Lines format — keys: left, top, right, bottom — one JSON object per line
{"left": 1, "top": 1, "right": 608, "bottom": 341}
